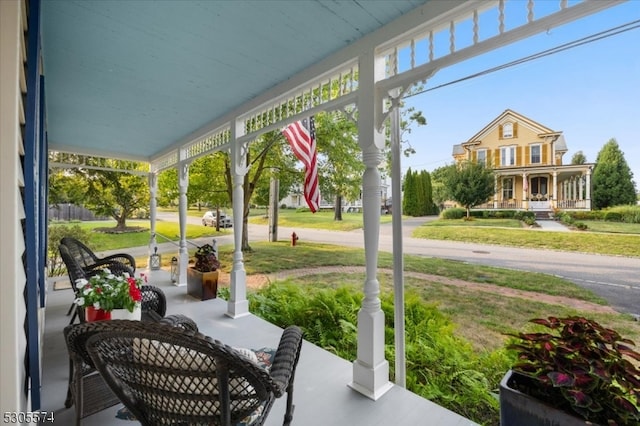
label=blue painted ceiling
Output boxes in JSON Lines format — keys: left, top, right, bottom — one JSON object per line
{"left": 41, "top": 0, "right": 427, "bottom": 160}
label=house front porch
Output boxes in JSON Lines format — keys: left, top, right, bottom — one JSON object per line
{"left": 41, "top": 269, "right": 476, "bottom": 426}
{"left": 474, "top": 164, "right": 594, "bottom": 213}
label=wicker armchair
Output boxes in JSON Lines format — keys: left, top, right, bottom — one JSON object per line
{"left": 82, "top": 321, "right": 303, "bottom": 426}
{"left": 64, "top": 316, "right": 198, "bottom": 426}
{"left": 61, "top": 236, "right": 136, "bottom": 273}
{"left": 59, "top": 243, "right": 137, "bottom": 324}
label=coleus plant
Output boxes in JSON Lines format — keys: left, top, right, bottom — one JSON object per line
{"left": 506, "top": 316, "right": 640, "bottom": 426}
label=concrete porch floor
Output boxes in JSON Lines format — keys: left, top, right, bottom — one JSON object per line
{"left": 40, "top": 268, "right": 477, "bottom": 425}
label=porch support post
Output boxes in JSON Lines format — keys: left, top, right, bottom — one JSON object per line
{"left": 572, "top": 177, "right": 578, "bottom": 202}
{"left": 227, "top": 118, "right": 249, "bottom": 318}
{"left": 349, "top": 50, "right": 392, "bottom": 400}
{"left": 579, "top": 174, "right": 584, "bottom": 201}
{"left": 148, "top": 172, "right": 158, "bottom": 262}
{"left": 552, "top": 171, "right": 557, "bottom": 209}
{"left": 522, "top": 173, "right": 528, "bottom": 210}
{"left": 585, "top": 168, "right": 592, "bottom": 210}
{"left": 176, "top": 158, "right": 189, "bottom": 286}
{"left": 493, "top": 175, "right": 498, "bottom": 209}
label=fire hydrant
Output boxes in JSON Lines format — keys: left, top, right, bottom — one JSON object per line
{"left": 291, "top": 231, "right": 299, "bottom": 246}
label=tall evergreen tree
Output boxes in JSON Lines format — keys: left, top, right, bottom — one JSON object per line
{"left": 592, "top": 138, "right": 636, "bottom": 209}
{"left": 402, "top": 168, "right": 418, "bottom": 216}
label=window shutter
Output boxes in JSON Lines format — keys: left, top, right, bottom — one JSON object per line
{"left": 513, "top": 122, "right": 518, "bottom": 138}
{"left": 494, "top": 149, "right": 500, "bottom": 167}
{"left": 517, "top": 146, "right": 523, "bottom": 166}
{"left": 542, "top": 144, "right": 548, "bottom": 164}
{"left": 471, "top": 150, "right": 477, "bottom": 162}
{"left": 498, "top": 125, "right": 503, "bottom": 139}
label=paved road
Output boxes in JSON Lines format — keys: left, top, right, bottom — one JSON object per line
{"left": 148, "top": 212, "right": 640, "bottom": 317}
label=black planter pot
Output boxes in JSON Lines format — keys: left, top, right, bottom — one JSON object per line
{"left": 499, "top": 370, "right": 600, "bottom": 426}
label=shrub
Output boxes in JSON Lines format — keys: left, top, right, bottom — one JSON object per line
{"left": 573, "top": 222, "right": 588, "bottom": 230}
{"left": 249, "top": 283, "right": 509, "bottom": 425}
{"left": 441, "top": 208, "right": 465, "bottom": 219}
{"left": 47, "top": 224, "right": 92, "bottom": 276}
{"left": 604, "top": 211, "right": 623, "bottom": 222}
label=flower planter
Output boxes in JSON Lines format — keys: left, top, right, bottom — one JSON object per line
{"left": 85, "top": 306, "right": 141, "bottom": 321}
{"left": 85, "top": 306, "right": 111, "bottom": 321}
{"left": 187, "top": 268, "right": 219, "bottom": 301}
{"left": 500, "top": 370, "right": 599, "bottom": 426}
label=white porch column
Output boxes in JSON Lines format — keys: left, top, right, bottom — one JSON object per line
{"left": 176, "top": 160, "right": 189, "bottom": 286}
{"left": 572, "top": 177, "right": 578, "bottom": 202}
{"left": 349, "top": 50, "right": 392, "bottom": 400}
{"left": 586, "top": 168, "right": 592, "bottom": 209}
{"left": 226, "top": 118, "right": 249, "bottom": 318}
{"left": 493, "top": 175, "right": 498, "bottom": 209}
{"left": 148, "top": 172, "right": 158, "bottom": 260}
{"left": 522, "top": 173, "right": 528, "bottom": 210}
{"left": 579, "top": 174, "right": 584, "bottom": 201}
{"left": 552, "top": 171, "right": 557, "bottom": 208}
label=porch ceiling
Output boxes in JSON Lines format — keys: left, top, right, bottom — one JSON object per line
{"left": 41, "top": 0, "right": 427, "bottom": 161}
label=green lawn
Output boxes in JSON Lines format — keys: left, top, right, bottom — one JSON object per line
{"left": 415, "top": 219, "right": 640, "bottom": 257}
{"left": 50, "top": 220, "right": 222, "bottom": 252}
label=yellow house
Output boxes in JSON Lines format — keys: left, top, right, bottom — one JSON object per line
{"left": 452, "top": 109, "right": 593, "bottom": 214}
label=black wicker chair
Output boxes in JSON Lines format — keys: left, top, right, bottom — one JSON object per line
{"left": 59, "top": 243, "right": 137, "bottom": 324}
{"left": 60, "top": 236, "right": 136, "bottom": 273}
{"left": 64, "top": 316, "right": 198, "bottom": 426}
{"left": 82, "top": 321, "right": 303, "bottom": 426}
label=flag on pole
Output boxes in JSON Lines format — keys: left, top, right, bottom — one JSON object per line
{"left": 282, "top": 116, "right": 320, "bottom": 213}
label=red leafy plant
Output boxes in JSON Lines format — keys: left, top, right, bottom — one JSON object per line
{"left": 506, "top": 316, "right": 640, "bottom": 426}
{"left": 193, "top": 243, "right": 220, "bottom": 272}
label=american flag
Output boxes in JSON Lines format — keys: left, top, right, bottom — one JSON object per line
{"left": 282, "top": 116, "right": 320, "bottom": 213}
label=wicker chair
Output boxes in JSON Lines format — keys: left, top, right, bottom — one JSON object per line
{"left": 60, "top": 236, "right": 136, "bottom": 273}
{"left": 64, "top": 316, "right": 198, "bottom": 426}
{"left": 82, "top": 321, "right": 303, "bottom": 426}
{"left": 59, "top": 243, "right": 137, "bottom": 324}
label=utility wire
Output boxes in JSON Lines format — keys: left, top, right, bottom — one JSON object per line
{"left": 405, "top": 19, "right": 640, "bottom": 99}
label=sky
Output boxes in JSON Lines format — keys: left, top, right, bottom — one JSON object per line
{"left": 400, "top": 1, "right": 640, "bottom": 185}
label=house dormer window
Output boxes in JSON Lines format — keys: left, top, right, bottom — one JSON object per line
{"left": 502, "top": 123, "right": 513, "bottom": 138}
{"left": 530, "top": 144, "right": 542, "bottom": 164}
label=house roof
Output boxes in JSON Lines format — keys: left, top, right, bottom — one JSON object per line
{"left": 41, "top": 0, "right": 427, "bottom": 161}
{"left": 462, "top": 109, "right": 560, "bottom": 146}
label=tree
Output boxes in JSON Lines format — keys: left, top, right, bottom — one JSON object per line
{"left": 430, "top": 165, "right": 454, "bottom": 212}
{"left": 70, "top": 160, "right": 150, "bottom": 231}
{"left": 402, "top": 168, "right": 419, "bottom": 216}
{"left": 592, "top": 138, "right": 636, "bottom": 209}
{"left": 444, "top": 160, "right": 494, "bottom": 218}
{"left": 314, "top": 111, "right": 364, "bottom": 220}
{"left": 571, "top": 151, "right": 587, "bottom": 165}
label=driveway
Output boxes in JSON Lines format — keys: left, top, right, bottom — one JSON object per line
{"left": 150, "top": 213, "right": 640, "bottom": 317}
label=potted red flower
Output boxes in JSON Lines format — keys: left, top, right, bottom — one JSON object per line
{"left": 74, "top": 269, "right": 144, "bottom": 321}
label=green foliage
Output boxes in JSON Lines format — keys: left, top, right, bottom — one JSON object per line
{"left": 314, "top": 111, "right": 364, "bottom": 214}
{"left": 604, "top": 211, "right": 623, "bottom": 222}
{"left": 571, "top": 150, "right": 587, "bottom": 165}
{"left": 444, "top": 161, "right": 494, "bottom": 218}
{"left": 592, "top": 139, "right": 637, "bottom": 209}
{"left": 441, "top": 208, "right": 465, "bottom": 219}
{"left": 68, "top": 159, "right": 150, "bottom": 230}
{"left": 47, "top": 224, "right": 92, "bottom": 276}
{"left": 506, "top": 316, "right": 640, "bottom": 425}
{"left": 573, "top": 222, "right": 588, "bottom": 230}
{"left": 402, "top": 168, "right": 419, "bottom": 216}
{"left": 249, "top": 283, "right": 510, "bottom": 425}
